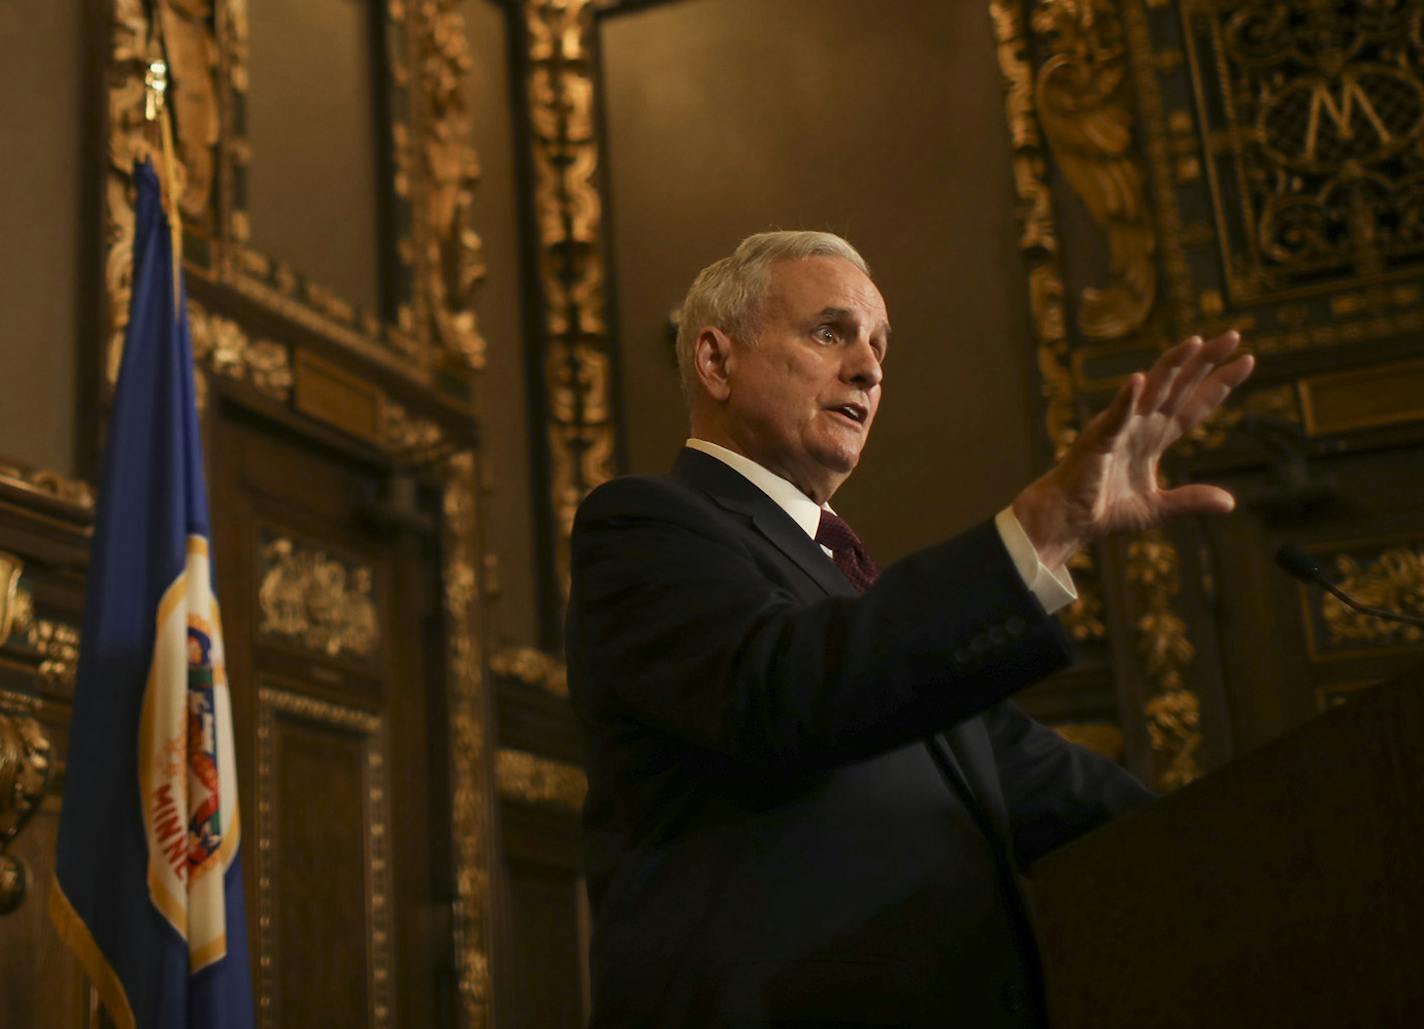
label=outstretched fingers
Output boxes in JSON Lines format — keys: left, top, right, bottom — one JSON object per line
{"left": 1136, "top": 336, "right": 1201, "bottom": 415}
{"left": 1177, "top": 351, "right": 1255, "bottom": 435}
{"left": 1080, "top": 371, "right": 1142, "bottom": 453}
{"left": 1161, "top": 331, "right": 1242, "bottom": 417}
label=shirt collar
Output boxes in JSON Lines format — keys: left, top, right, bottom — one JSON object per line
{"left": 684, "top": 439, "right": 828, "bottom": 541}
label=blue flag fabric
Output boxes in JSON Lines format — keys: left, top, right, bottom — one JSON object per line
{"left": 50, "top": 160, "right": 255, "bottom": 1029}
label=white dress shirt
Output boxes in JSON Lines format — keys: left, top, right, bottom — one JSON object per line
{"left": 685, "top": 438, "right": 1076, "bottom": 614}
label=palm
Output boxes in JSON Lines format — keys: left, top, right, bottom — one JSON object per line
{"left": 1016, "top": 332, "right": 1255, "bottom": 567}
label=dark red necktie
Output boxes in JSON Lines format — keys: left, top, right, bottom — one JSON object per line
{"left": 815, "top": 510, "right": 881, "bottom": 593}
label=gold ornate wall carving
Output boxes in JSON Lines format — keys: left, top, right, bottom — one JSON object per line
{"left": 1301, "top": 540, "right": 1424, "bottom": 658}
{"left": 106, "top": 0, "right": 490, "bottom": 391}
{"left": 0, "top": 462, "right": 94, "bottom": 512}
{"left": 489, "top": 645, "right": 568, "bottom": 697}
{"left": 442, "top": 451, "right": 495, "bottom": 1029}
{"left": 1, "top": 580, "right": 81, "bottom": 695}
{"left": 1032, "top": 0, "right": 1157, "bottom": 343}
{"left": 520, "top": 0, "right": 620, "bottom": 601}
{"left": 495, "top": 749, "right": 587, "bottom": 812}
{"left": 187, "top": 299, "right": 293, "bottom": 401}
{"left": 0, "top": 711, "right": 52, "bottom": 915}
{"left": 257, "top": 534, "right": 380, "bottom": 661}
{"left": 1125, "top": 530, "right": 1201, "bottom": 789}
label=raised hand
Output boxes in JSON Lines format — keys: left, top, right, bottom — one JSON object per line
{"left": 1011, "top": 331, "right": 1255, "bottom": 570}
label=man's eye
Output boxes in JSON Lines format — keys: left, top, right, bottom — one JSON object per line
{"left": 814, "top": 327, "right": 836, "bottom": 343}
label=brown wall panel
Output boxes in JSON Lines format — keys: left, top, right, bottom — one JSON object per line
{"left": 0, "top": 804, "right": 92, "bottom": 1029}
{"left": 598, "top": 0, "right": 1041, "bottom": 562}
{"left": 0, "top": 0, "right": 92, "bottom": 477}
{"left": 462, "top": 0, "right": 540, "bottom": 649}
{"left": 246, "top": 0, "right": 384, "bottom": 311}
{"left": 271, "top": 706, "right": 375, "bottom": 1026}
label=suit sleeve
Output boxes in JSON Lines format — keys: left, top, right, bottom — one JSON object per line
{"left": 567, "top": 476, "right": 1074, "bottom": 777}
{"left": 983, "top": 702, "right": 1156, "bottom": 866}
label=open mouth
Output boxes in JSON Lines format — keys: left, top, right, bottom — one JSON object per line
{"left": 828, "top": 403, "right": 867, "bottom": 425}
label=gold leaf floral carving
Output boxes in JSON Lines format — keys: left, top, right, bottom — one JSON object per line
{"left": 257, "top": 537, "right": 378, "bottom": 659}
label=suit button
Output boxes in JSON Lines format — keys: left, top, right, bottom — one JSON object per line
{"left": 1001, "top": 982, "right": 1028, "bottom": 1014}
{"left": 989, "top": 625, "right": 1007, "bottom": 647}
{"left": 953, "top": 647, "right": 973, "bottom": 667}
{"left": 1005, "top": 615, "right": 1026, "bottom": 637}
{"left": 971, "top": 633, "right": 990, "bottom": 654}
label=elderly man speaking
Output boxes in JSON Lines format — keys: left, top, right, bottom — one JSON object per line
{"left": 566, "top": 231, "right": 1253, "bottom": 1028}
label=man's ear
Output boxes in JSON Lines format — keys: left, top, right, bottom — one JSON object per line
{"left": 693, "top": 327, "right": 734, "bottom": 402}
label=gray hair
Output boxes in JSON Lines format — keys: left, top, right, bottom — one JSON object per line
{"left": 675, "top": 230, "right": 870, "bottom": 400}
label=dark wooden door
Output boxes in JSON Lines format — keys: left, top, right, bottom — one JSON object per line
{"left": 210, "top": 391, "right": 454, "bottom": 1029}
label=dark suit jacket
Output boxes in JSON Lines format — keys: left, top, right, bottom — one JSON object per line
{"left": 566, "top": 449, "right": 1153, "bottom": 1028}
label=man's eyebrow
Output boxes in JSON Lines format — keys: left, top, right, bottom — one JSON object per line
{"left": 815, "top": 307, "right": 892, "bottom": 336}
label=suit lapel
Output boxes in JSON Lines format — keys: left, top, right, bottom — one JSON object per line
{"left": 672, "top": 448, "right": 852, "bottom": 599}
{"left": 672, "top": 449, "right": 995, "bottom": 837}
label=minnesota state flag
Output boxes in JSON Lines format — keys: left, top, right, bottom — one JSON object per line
{"left": 49, "top": 160, "right": 255, "bottom": 1029}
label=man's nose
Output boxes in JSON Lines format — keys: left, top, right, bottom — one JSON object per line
{"left": 842, "top": 338, "right": 883, "bottom": 389}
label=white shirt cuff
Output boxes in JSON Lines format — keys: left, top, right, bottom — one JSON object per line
{"left": 994, "top": 506, "right": 1078, "bottom": 615}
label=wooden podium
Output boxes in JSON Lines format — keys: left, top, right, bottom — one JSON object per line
{"left": 1032, "top": 669, "right": 1424, "bottom": 1027}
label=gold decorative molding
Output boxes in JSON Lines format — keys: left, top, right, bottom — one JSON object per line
{"left": 521, "top": 0, "right": 619, "bottom": 600}
{"left": 0, "top": 554, "right": 22, "bottom": 649}
{"left": 495, "top": 749, "right": 586, "bottom": 812}
{"left": 257, "top": 535, "right": 379, "bottom": 660}
{"left": 381, "top": 398, "right": 450, "bottom": 461}
{"left": 1299, "top": 357, "right": 1424, "bottom": 437}
{"left": 1314, "top": 544, "right": 1424, "bottom": 653}
{"left": 418, "top": 0, "right": 489, "bottom": 370}
{"left": 1126, "top": 530, "right": 1201, "bottom": 790}
{"left": 0, "top": 462, "right": 94, "bottom": 512}
{"left": 254, "top": 685, "right": 392, "bottom": 1029}
{"left": 489, "top": 646, "right": 568, "bottom": 698}
{"left": 187, "top": 299, "right": 293, "bottom": 401}
{"left": 0, "top": 713, "right": 52, "bottom": 915}
{"left": 2, "top": 581, "right": 81, "bottom": 694}
{"left": 1032, "top": 0, "right": 1156, "bottom": 342}
{"left": 992, "top": 0, "right": 1077, "bottom": 458}
{"left": 442, "top": 451, "right": 495, "bottom": 1029}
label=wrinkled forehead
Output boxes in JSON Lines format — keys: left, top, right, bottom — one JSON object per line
{"left": 763, "top": 256, "right": 890, "bottom": 332}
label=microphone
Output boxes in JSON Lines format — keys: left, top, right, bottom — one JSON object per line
{"left": 1275, "top": 544, "right": 1424, "bottom": 630}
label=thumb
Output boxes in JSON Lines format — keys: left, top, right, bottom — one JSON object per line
{"left": 1158, "top": 482, "right": 1236, "bottom": 517}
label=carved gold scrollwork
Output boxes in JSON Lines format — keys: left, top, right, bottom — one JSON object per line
{"left": 1032, "top": 0, "right": 1157, "bottom": 341}
{"left": 1126, "top": 531, "right": 1202, "bottom": 790}
{"left": 522, "top": 0, "right": 619, "bottom": 601}
{"left": 992, "top": 0, "right": 1076, "bottom": 456}
{"left": 419, "top": 0, "right": 490, "bottom": 369}
{"left": 495, "top": 749, "right": 586, "bottom": 812}
{"left": 1188, "top": 0, "right": 1424, "bottom": 296}
{"left": 0, "top": 554, "right": 19, "bottom": 647}
{"left": 187, "top": 300, "right": 294, "bottom": 401}
{"left": 0, "top": 712, "right": 52, "bottom": 915}
{"left": 489, "top": 646, "right": 568, "bottom": 697}
{"left": 1320, "top": 546, "right": 1424, "bottom": 648}
{"left": 0, "top": 463, "right": 93, "bottom": 510}
{"left": 442, "top": 452, "right": 495, "bottom": 1029}
{"left": 257, "top": 536, "right": 379, "bottom": 660}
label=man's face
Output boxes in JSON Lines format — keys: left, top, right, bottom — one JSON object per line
{"left": 722, "top": 256, "right": 889, "bottom": 503}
